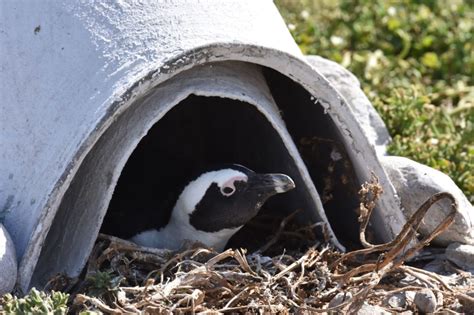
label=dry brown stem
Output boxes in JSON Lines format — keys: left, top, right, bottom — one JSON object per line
{"left": 61, "top": 177, "right": 467, "bottom": 314}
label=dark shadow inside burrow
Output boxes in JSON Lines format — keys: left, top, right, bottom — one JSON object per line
{"left": 102, "top": 95, "right": 315, "bottom": 250}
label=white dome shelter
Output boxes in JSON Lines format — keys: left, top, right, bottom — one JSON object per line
{"left": 0, "top": 1, "right": 406, "bottom": 291}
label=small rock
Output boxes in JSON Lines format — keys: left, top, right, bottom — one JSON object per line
{"left": 446, "top": 242, "right": 474, "bottom": 272}
{"left": 0, "top": 223, "right": 17, "bottom": 294}
{"left": 328, "top": 291, "right": 352, "bottom": 309}
{"left": 357, "top": 303, "right": 391, "bottom": 315}
{"left": 414, "top": 289, "right": 437, "bottom": 313}
{"left": 386, "top": 293, "right": 407, "bottom": 308}
{"left": 381, "top": 156, "right": 474, "bottom": 246}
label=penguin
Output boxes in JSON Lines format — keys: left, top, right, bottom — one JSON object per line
{"left": 130, "top": 164, "right": 295, "bottom": 251}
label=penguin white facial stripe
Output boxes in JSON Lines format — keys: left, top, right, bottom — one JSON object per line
{"left": 174, "top": 169, "right": 248, "bottom": 217}
{"left": 214, "top": 172, "right": 248, "bottom": 188}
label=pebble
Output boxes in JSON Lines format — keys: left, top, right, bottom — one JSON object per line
{"left": 387, "top": 293, "right": 406, "bottom": 308}
{"left": 414, "top": 289, "right": 437, "bottom": 313}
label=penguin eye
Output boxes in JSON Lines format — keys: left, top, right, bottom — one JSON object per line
{"left": 221, "top": 186, "right": 235, "bottom": 196}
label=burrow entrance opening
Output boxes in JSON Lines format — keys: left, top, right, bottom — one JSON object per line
{"left": 102, "top": 70, "right": 362, "bottom": 251}
{"left": 101, "top": 95, "right": 311, "bottom": 251}
{"left": 32, "top": 64, "right": 364, "bottom": 288}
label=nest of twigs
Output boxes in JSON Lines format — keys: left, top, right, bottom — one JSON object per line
{"left": 46, "top": 176, "right": 473, "bottom": 314}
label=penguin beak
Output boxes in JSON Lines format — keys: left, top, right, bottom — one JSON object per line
{"left": 251, "top": 173, "right": 296, "bottom": 195}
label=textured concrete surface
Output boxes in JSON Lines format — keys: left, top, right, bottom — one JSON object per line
{"left": 1, "top": 1, "right": 405, "bottom": 290}
{"left": 0, "top": 0, "right": 298, "bottom": 264}
{"left": 0, "top": 224, "right": 17, "bottom": 295}
{"left": 382, "top": 156, "right": 474, "bottom": 245}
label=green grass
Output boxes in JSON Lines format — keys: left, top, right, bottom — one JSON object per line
{"left": 1, "top": 288, "right": 69, "bottom": 315}
{"left": 276, "top": 0, "right": 473, "bottom": 202}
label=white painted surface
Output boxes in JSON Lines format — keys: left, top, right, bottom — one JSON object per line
{"left": 0, "top": 0, "right": 300, "bottom": 259}
{"left": 0, "top": 1, "right": 405, "bottom": 290}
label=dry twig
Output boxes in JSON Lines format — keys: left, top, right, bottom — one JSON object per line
{"left": 61, "top": 177, "right": 467, "bottom": 314}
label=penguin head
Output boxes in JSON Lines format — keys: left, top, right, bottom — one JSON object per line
{"left": 172, "top": 164, "right": 295, "bottom": 234}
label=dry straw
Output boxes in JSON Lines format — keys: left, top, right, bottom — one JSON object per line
{"left": 44, "top": 176, "right": 472, "bottom": 313}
